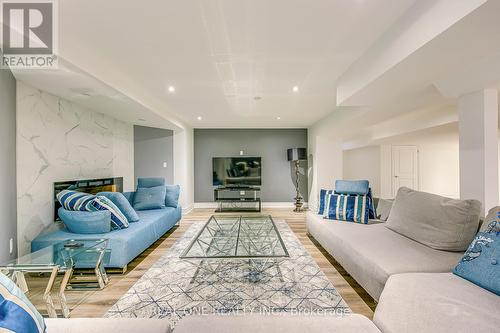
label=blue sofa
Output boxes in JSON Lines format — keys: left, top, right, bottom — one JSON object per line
{"left": 31, "top": 181, "right": 182, "bottom": 269}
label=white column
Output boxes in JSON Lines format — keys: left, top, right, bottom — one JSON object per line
{"left": 173, "top": 127, "right": 194, "bottom": 214}
{"left": 458, "top": 89, "right": 499, "bottom": 215}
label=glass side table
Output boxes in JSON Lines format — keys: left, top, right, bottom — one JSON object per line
{"left": 0, "top": 239, "right": 109, "bottom": 318}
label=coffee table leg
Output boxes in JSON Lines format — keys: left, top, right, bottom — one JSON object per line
{"left": 44, "top": 267, "right": 59, "bottom": 318}
{"left": 95, "top": 249, "right": 109, "bottom": 289}
{"left": 59, "top": 269, "right": 73, "bottom": 318}
{"left": 14, "top": 271, "right": 29, "bottom": 293}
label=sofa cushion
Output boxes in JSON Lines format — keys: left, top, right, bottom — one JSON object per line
{"left": 324, "top": 193, "right": 369, "bottom": 224}
{"left": 133, "top": 186, "right": 167, "bottom": 211}
{"left": 137, "top": 177, "right": 165, "bottom": 188}
{"left": 453, "top": 214, "right": 500, "bottom": 295}
{"left": 306, "top": 212, "right": 463, "bottom": 300}
{"left": 45, "top": 318, "right": 171, "bottom": 333}
{"left": 385, "top": 187, "right": 481, "bottom": 252}
{"left": 0, "top": 272, "right": 45, "bottom": 333}
{"left": 164, "top": 185, "right": 180, "bottom": 208}
{"left": 56, "top": 190, "right": 95, "bottom": 211}
{"left": 376, "top": 198, "right": 393, "bottom": 221}
{"left": 97, "top": 192, "right": 139, "bottom": 222}
{"left": 58, "top": 208, "right": 111, "bottom": 234}
{"left": 174, "top": 314, "right": 380, "bottom": 333}
{"left": 318, "top": 189, "right": 334, "bottom": 215}
{"left": 335, "top": 180, "right": 369, "bottom": 195}
{"left": 373, "top": 273, "right": 500, "bottom": 333}
{"left": 87, "top": 196, "right": 129, "bottom": 229}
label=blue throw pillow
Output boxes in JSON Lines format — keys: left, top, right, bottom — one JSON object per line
{"left": 56, "top": 189, "right": 95, "bottom": 211}
{"left": 87, "top": 196, "right": 130, "bottom": 229}
{"left": 133, "top": 186, "right": 167, "bottom": 211}
{"left": 453, "top": 214, "right": 500, "bottom": 295}
{"left": 165, "top": 185, "right": 180, "bottom": 208}
{"left": 318, "top": 189, "right": 334, "bottom": 215}
{"left": 137, "top": 177, "right": 165, "bottom": 188}
{"left": 0, "top": 272, "right": 45, "bottom": 333}
{"left": 97, "top": 192, "right": 140, "bottom": 222}
{"left": 324, "top": 193, "right": 369, "bottom": 224}
{"left": 334, "top": 180, "right": 369, "bottom": 195}
{"left": 58, "top": 208, "right": 111, "bottom": 234}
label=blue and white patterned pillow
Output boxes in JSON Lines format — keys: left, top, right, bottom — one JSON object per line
{"left": 57, "top": 189, "right": 95, "bottom": 211}
{"left": 0, "top": 272, "right": 45, "bottom": 333}
{"left": 318, "top": 189, "right": 334, "bottom": 215}
{"left": 324, "top": 193, "right": 369, "bottom": 224}
{"left": 87, "top": 195, "right": 129, "bottom": 229}
{"left": 453, "top": 208, "right": 500, "bottom": 295}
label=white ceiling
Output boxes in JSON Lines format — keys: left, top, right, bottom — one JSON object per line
{"left": 45, "top": 0, "right": 417, "bottom": 128}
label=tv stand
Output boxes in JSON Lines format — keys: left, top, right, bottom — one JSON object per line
{"left": 214, "top": 186, "right": 261, "bottom": 212}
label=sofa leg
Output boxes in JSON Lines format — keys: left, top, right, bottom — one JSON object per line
{"left": 122, "top": 265, "right": 128, "bottom": 274}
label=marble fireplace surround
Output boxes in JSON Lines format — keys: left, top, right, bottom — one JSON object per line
{"left": 16, "top": 82, "right": 134, "bottom": 255}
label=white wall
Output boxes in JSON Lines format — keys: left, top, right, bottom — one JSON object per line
{"left": 343, "top": 146, "right": 381, "bottom": 196}
{"left": 343, "top": 123, "right": 460, "bottom": 200}
{"left": 16, "top": 82, "right": 134, "bottom": 255}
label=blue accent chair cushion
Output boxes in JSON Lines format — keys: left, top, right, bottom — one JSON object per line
{"left": 324, "top": 193, "right": 369, "bottom": 224}
{"left": 137, "top": 177, "right": 165, "bottom": 188}
{"left": 335, "top": 180, "right": 369, "bottom": 195}
{"left": 56, "top": 189, "right": 95, "bottom": 211}
{"left": 87, "top": 196, "right": 129, "bottom": 229}
{"left": 58, "top": 208, "right": 111, "bottom": 234}
{"left": 165, "top": 185, "right": 180, "bottom": 208}
{"left": 97, "top": 192, "right": 139, "bottom": 222}
{"left": 453, "top": 209, "right": 500, "bottom": 295}
{"left": 318, "top": 189, "right": 334, "bottom": 215}
{"left": 134, "top": 186, "right": 167, "bottom": 211}
{"left": 0, "top": 272, "right": 45, "bottom": 333}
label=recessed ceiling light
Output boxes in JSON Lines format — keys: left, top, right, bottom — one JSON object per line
{"left": 197, "top": 116, "right": 202, "bottom": 121}
{"left": 292, "top": 86, "right": 299, "bottom": 92}
{"left": 167, "top": 86, "right": 176, "bottom": 93}
{"left": 276, "top": 116, "right": 281, "bottom": 120}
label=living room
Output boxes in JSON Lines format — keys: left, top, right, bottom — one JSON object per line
{"left": 0, "top": 1, "right": 499, "bottom": 332}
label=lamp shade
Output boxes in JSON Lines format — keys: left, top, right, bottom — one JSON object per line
{"left": 287, "top": 148, "right": 307, "bottom": 161}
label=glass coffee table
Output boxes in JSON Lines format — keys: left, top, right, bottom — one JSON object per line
{"left": 181, "top": 215, "right": 289, "bottom": 258}
{"left": 0, "top": 239, "right": 109, "bottom": 318}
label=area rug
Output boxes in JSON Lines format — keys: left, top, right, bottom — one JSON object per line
{"left": 105, "top": 219, "right": 350, "bottom": 326}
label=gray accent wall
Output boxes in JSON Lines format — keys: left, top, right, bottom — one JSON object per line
{"left": 0, "top": 57, "right": 17, "bottom": 262}
{"left": 134, "top": 125, "right": 174, "bottom": 186}
{"left": 194, "top": 129, "right": 308, "bottom": 202}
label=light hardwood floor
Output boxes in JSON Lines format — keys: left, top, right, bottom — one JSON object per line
{"left": 26, "top": 208, "right": 375, "bottom": 319}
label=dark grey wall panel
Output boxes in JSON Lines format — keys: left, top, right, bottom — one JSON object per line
{"left": 0, "top": 53, "right": 17, "bottom": 262}
{"left": 194, "top": 129, "right": 308, "bottom": 202}
{"left": 134, "top": 126, "right": 174, "bottom": 186}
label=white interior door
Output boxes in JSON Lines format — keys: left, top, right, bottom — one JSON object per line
{"left": 392, "top": 145, "right": 418, "bottom": 197}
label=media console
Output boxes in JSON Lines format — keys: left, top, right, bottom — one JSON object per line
{"left": 214, "top": 186, "right": 261, "bottom": 212}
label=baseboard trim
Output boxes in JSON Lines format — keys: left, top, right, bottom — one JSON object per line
{"left": 194, "top": 202, "right": 308, "bottom": 209}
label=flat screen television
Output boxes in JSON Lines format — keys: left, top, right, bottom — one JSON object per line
{"left": 213, "top": 157, "right": 262, "bottom": 187}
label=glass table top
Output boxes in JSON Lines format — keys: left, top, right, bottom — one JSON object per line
{"left": 0, "top": 239, "right": 108, "bottom": 270}
{"left": 181, "top": 215, "right": 289, "bottom": 259}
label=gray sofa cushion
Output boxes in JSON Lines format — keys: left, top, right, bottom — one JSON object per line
{"left": 385, "top": 187, "right": 481, "bottom": 252}
{"left": 175, "top": 314, "right": 380, "bottom": 333}
{"left": 375, "top": 198, "right": 393, "bottom": 221}
{"left": 306, "top": 212, "right": 463, "bottom": 300}
{"left": 374, "top": 273, "right": 500, "bottom": 333}
{"left": 45, "top": 318, "right": 171, "bottom": 333}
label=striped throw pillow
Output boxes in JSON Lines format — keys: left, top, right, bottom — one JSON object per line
{"left": 87, "top": 195, "right": 129, "bottom": 229}
{"left": 324, "top": 193, "right": 369, "bottom": 224}
{"left": 0, "top": 272, "right": 45, "bottom": 333}
{"left": 57, "top": 190, "right": 95, "bottom": 211}
{"left": 318, "top": 189, "right": 334, "bottom": 215}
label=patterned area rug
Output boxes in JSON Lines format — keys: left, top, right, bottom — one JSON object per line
{"left": 105, "top": 219, "right": 350, "bottom": 326}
